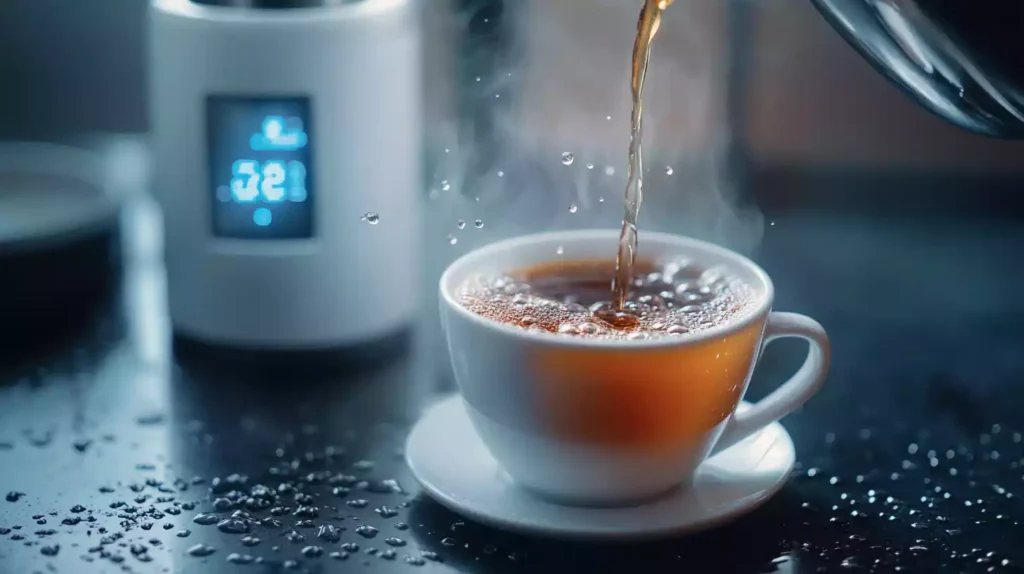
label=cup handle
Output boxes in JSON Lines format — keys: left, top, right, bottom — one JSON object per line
{"left": 712, "top": 312, "right": 831, "bottom": 454}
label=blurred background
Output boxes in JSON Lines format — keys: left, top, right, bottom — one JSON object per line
{"left": 5, "top": 0, "right": 1024, "bottom": 359}
{"left": 5, "top": 0, "right": 1024, "bottom": 166}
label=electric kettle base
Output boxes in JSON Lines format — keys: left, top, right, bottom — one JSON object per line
{"left": 171, "top": 327, "right": 413, "bottom": 378}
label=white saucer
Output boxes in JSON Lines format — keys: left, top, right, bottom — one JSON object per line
{"left": 405, "top": 395, "right": 795, "bottom": 540}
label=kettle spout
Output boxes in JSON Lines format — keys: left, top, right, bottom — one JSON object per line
{"left": 810, "top": 0, "right": 1024, "bottom": 138}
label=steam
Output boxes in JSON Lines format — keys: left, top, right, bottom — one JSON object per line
{"left": 423, "top": 0, "right": 764, "bottom": 259}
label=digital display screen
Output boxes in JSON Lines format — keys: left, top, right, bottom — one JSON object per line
{"left": 207, "top": 96, "right": 314, "bottom": 239}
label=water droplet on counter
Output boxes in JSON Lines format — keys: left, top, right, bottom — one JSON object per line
{"left": 384, "top": 537, "right": 406, "bottom": 547}
{"left": 6, "top": 491, "right": 24, "bottom": 502}
{"left": 192, "top": 513, "right": 219, "bottom": 525}
{"left": 474, "top": 219, "right": 484, "bottom": 228}
{"left": 441, "top": 537, "right": 456, "bottom": 547}
{"left": 188, "top": 544, "right": 216, "bottom": 557}
{"left": 176, "top": 529, "right": 191, "bottom": 538}
{"left": 72, "top": 438, "right": 92, "bottom": 452}
{"left": 381, "top": 549, "right": 397, "bottom": 560}
{"left": 356, "top": 525, "right": 379, "bottom": 539}
{"left": 301, "top": 545, "right": 324, "bottom": 558}
{"left": 347, "top": 499, "right": 368, "bottom": 508}
{"left": 317, "top": 524, "right": 342, "bottom": 543}
{"left": 561, "top": 152, "right": 574, "bottom": 165}
{"left": 375, "top": 506, "right": 398, "bottom": 519}
{"left": 342, "top": 543, "right": 360, "bottom": 553}
{"left": 361, "top": 212, "right": 380, "bottom": 225}
{"left": 330, "top": 551, "right": 349, "bottom": 560}
{"left": 135, "top": 412, "right": 165, "bottom": 426}
{"left": 604, "top": 166, "right": 615, "bottom": 176}
{"left": 406, "top": 555, "right": 426, "bottom": 566}
{"left": 217, "top": 518, "right": 251, "bottom": 534}
{"left": 40, "top": 544, "right": 59, "bottom": 556}
{"left": 226, "top": 553, "right": 254, "bottom": 564}
{"left": 285, "top": 530, "right": 305, "bottom": 543}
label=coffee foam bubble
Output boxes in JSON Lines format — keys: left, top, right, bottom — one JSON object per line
{"left": 457, "top": 258, "right": 759, "bottom": 340}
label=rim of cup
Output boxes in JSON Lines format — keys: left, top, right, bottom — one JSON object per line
{"left": 440, "top": 229, "right": 776, "bottom": 349}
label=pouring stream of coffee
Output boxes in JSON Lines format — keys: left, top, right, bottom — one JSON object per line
{"left": 610, "top": 0, "right": 672, "bottom": 312}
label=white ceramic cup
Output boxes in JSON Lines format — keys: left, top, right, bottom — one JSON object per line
{"left": 439, "top": 230, "right": 830, "bottom": 505}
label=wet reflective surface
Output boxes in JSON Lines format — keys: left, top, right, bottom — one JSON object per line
{"left": 3, "top": 160, "right": 1024, "bottom": 572}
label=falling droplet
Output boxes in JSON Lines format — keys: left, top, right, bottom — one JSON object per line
{"left": 474, "top": 219, "right": 484, "bottom": 228}
{"left": 361, "top": 212, "right": 380, "bottom": 225}
{"left": 568, "top": 204, "right": 578, "bottom": 214}
{"left": 448, "top": 235, "right": 457, "bottom": 246}
{"left": 561, "top": 152, "right": 574, "bottom": 165}
{"left": 606, "top": 115, "right": 612, "bottom": 121}
{"left": 457, "top": 220, "right": 466, "bottom": 230}
{"left": 187, "top": 544, "right": 217, "bottom": 557}
{"left": 497, "top": 171, "right": 504, "bottom": 177}
{"left": 356, "top": 525, "right": 379, "bottom": 539}
{"left": 665, "top": 166, "right": 674, "bottom": 175}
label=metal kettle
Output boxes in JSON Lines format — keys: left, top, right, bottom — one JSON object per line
{"left": 811, "top": 0, "right": 1024, "bottom": 138}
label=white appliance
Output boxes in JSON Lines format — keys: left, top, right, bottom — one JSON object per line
{"left": 149, "top": 0, "right": 422, "bottom": 350}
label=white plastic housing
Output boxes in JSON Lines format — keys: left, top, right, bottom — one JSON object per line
{"left": 149, "top": 0, "right": 421, "bottom": 349}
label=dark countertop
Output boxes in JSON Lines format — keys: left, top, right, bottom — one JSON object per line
{"left": 2, "top": 144, "right": 1024, "bottom": 573}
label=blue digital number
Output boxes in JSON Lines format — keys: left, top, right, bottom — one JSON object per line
{"left": 231, "top": 160, "right": 261, "bottom": 202}
{"left": 228, "top": 159, "right": 308, "bottom": 206}
{"left": 261, "top": 160, "right": 287, "bottom": 203}
{"left": 287, "top": 160, "right": 307, "bottom": 202}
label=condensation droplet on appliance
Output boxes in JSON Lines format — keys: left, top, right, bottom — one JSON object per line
{"left": 457, "top": 220, "right": 465, "bottom": 230}
{"left": 361, "top": 212, "right": 379, "bottom": 225}
{"left": 474, "top": 219, "right": 484, "bottom": 228}
{"left": 448, "top": 235, "right": 457, "bottom": 246}
{"left": 568, "top": 204, "right": 577, "bottom": 214}
{"left": 665, "top": 166, "right": 674, "bottom": 175}
{"left": 441, "top": 180, "right": 450, "bottom": 191}
{"left": 561, "top": 152, "right": 574, "bottom": 165}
